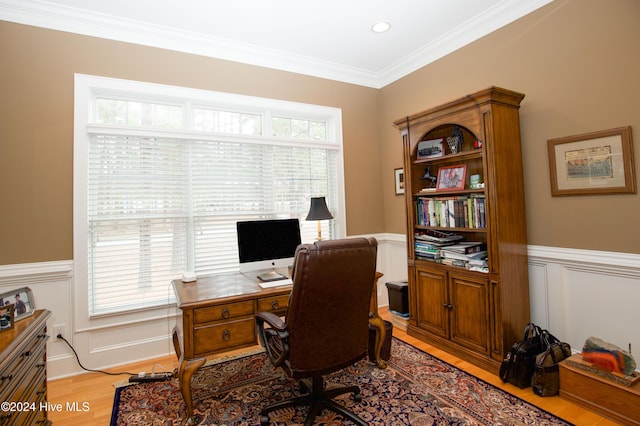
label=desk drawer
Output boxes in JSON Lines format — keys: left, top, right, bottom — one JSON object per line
{"left": 193, "top": 317, "right": 256, "bottom": 355}
{"left": 257, "top": 294, "right": 289, "bottom": 314}
{"left": 194, "top": 300, "right": 254, "bottom": 324}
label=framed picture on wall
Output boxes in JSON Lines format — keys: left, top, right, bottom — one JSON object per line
{"left": 0, "top": 287, "right": 34, "bottom": 321}
{"left": 548, "top": 126, "right": 636, "bottom": 196}
{"left": 394, "top": 168, "right": 405, "bottom": 195}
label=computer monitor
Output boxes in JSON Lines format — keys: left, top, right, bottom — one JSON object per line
{"left": 236, "top": 218, "right": 301, "bottom": 279}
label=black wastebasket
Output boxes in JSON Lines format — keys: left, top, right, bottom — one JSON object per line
{"left": 386, "top": 280, "right": 409, "bottom": 315}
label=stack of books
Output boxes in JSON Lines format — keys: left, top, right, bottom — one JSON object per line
{"left": 440, "top": 242, "right": 488, "bottom": 272}
{"left": 414, "top": 231, "right": 489, "bottom": 272}
{"left": 414, "top": 240, "right": 443, "bottom": 259}
{"left": 414, "top": 230, "right": 463, "bottom": 261}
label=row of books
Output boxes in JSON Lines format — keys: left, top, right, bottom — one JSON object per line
{"left": 414, "top": 235, "right": 489, "bottom": 272}
{"left": 415, "top": 194, "right": 485, "bottom": 229}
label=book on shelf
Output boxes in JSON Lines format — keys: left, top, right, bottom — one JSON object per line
{"left": 414, "top": 229, "right": 463, "bottom": 244}
{"left": 440, "top": 241, "right": 486, "bottom": 254}
{"left": 414, "top": 250, "right": 442, "bottom": 260}
{"left": 467, "top": 257, "right": 488, "bottom": 267}
{"left": 441, "top": 250, "right": 487, "bottom": 262}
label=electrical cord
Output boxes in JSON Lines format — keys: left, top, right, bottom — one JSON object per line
{"left": 56, "top": 333, "right": 137, "bottom": 376}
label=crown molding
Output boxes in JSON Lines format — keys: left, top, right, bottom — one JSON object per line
{"left": 376, "top": 0, "right": 554, "bottom": 87}
{"left": 1, "top": 0, "right": 553, "bottom": 89}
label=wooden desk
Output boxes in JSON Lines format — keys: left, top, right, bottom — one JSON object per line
{"left": 172, "top": 272, "right": 386, "bottom": 420}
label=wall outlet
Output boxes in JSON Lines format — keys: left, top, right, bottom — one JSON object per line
{"left": 54, "top": 324, "right": 66, "bottom": 340}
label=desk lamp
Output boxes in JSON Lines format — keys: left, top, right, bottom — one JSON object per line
{"left": 306, "top": 197, "right": 333, "bottom": 241}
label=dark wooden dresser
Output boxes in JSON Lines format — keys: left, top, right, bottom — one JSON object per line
{"left": 0, "top": 310, "right": 51, "bottom": 426}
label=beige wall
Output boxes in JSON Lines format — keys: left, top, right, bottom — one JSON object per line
{"left": 2, "top": 0, "right": 639, "bottom": 265}
{"left": 0, "top": 22, "right": 383, "bottom": 265}
{"left": 379, "top": 0, "right": 640, "bottom": 254}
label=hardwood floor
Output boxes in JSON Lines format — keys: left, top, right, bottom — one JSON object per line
{"left": 48, "top": 309, "right": 617, "bottom": 425}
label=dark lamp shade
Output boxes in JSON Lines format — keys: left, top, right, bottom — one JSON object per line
{"left": 305, "top": 197, "right": 333, "bottom": 221}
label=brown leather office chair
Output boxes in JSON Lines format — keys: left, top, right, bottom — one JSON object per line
{"left": 255, "top": 237, "right": 378, "bottom": 426}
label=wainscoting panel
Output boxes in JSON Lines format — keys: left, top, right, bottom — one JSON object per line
{"left": 2, "top": 237, "right": 637, "bottom": 379}
{"left": 529, "top": 245, "right": 640, "bottom": 360}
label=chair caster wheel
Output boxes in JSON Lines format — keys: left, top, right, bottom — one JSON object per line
{"left": 260, "top": 414, "right": 270, "bottom": 425}
{"left": 353, "top": 393, "right": 363, "bottom": 402}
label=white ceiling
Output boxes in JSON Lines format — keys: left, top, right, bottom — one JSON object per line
{"left": 1, "top": 0, "right": 553, "bottom": 88}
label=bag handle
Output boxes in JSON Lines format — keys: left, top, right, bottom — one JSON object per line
{"left": 541, "top": 329, "right": 561, "bottom": 347}
{"left": 523, "top": 323, "right": 542, "bottom": 340}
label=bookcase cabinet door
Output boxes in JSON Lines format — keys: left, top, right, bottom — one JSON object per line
{"left": 449, "top": 271, "right": 490, "bottom": 355}
{"left": 415, "top": 265, "right": 448, "bottom": 338}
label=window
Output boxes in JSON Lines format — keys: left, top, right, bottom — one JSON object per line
{"left": 74, "top": 75, "right": 344, "bottom": 317}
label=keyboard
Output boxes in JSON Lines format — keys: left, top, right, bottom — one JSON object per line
{"left": 258, "top": 278, "right": 293, "bottom": 288}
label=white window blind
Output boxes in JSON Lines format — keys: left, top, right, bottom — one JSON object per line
{"left": 76, "top": 75, "right": 344, "bottom": 317}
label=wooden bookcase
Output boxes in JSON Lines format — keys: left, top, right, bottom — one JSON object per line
{"left": 394, "top": 87, "right": 530, "bottom": 373}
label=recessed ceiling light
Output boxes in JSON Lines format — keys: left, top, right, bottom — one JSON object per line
{"left": 371, "top": 21, "right": 391, "bottom": 33}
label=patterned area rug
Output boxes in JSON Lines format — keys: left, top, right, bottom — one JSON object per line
{"left": 111, "top": 338, "right": 572, "bottom": 425}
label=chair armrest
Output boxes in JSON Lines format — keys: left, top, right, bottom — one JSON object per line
{"left": 256, "top": 311, "right": 286, "bottom": 331}
{"left": 256, "top": 311, "right": 289, "bottom": 367}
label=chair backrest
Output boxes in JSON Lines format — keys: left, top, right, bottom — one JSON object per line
{"left": 285, "top": 237, "right": 378, "bottom": 378}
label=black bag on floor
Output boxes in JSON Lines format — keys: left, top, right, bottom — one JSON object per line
{"left": 531, "top": 334, "right": 572, "bottom": 397}
{"left": 499, "top": 323, "right": 546, "bottom": 388}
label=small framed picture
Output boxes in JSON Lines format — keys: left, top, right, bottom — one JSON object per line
{"left": 394, "top": 168, "right": 405, "bottom": 195}
{"left": 417, "top": 138, "right": 444, "bottom": 159}
{"left": 0, "top": 287, "right": 35, "bottom": 322}
{"left": 0, "top": 304, "right": 14, "bottom": 332}
{"left": 436, "top": 164, "right": 467, "bottom": 191}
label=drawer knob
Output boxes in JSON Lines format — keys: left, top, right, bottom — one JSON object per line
{"left": 1, "top": 373, "right": 13, "bottom": 381}
{"left": 222, "top": 329, "right": 231, "bottom": 341}
{"left": 221, "top": 307, "right": 230, "bottom": 319}
{"left": 271, "top": 300, "right": 280, "bottom": 310}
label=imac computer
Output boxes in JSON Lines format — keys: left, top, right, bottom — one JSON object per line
{"left": 236, "top": 218, "right": 301, "bottom": 282}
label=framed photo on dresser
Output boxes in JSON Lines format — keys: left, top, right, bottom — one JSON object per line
{"left": 0, "top": 287, "right": 34, "bottom": 321}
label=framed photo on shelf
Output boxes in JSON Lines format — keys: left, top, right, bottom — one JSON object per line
{"left": 394, "top": 168, "right": 405, "bottom": 195}
{"left": 0, "top": 287, "right": 35, "bottom": 321}
{"left": 548, "top": 126, "right": 636, "bottom": 196}
{"left": 416, "top": 138, "right": 444, "bottom": 159}
{"left": 436, "top": 164, "right": 467, "bottom": 191}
